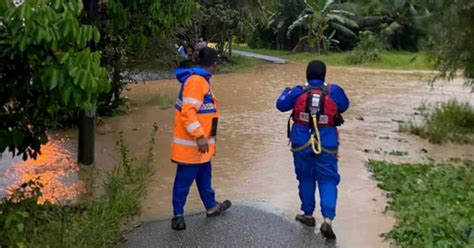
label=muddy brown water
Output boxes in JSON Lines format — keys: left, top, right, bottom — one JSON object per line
{"left": 1, "top": 63, "right": 473, "bottom": 247}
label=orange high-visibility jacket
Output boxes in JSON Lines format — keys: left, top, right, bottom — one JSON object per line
{"left": 171, "top": 68, "right": 219, "bottom": 164}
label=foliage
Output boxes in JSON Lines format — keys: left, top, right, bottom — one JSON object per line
{"left": 234, "top": 43, "right": 431, "bottom": 70}
{"left": 399, "top": 100, "right": 474, "bottom": 144}
{"left": 287, "top": 0, "right": 358, "bottom": 53}
{"left": 422, "top": 0, "right": 474, "bottom": 87}
{"left": 200, "top": 0, "right": 240, "bottom": 54}
{"left": 368, "top": 160, "right": 474, "bottom": 247}
{"left": 0, "top": 0, "right": 110, "bottom": 160}
{"left": 259, "top": 0, "right": 307, "bottom": 50}
{"left": 0, "top": 125, "right": 157, "bottom": 248}
{"left": 96, "top": 0, "right": 197, "bottom": 115}
{"left": 356, "top": 0, "right": 426, "bottom": 51}
{"left": 346, "top": 31, "right": 385, "bottom": 64}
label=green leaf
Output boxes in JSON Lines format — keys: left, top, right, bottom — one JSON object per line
{"left": 50, "top": 69, "right": 59, "bottom": 90}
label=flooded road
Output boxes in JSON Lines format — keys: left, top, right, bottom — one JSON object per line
{"left": 1, "top": 63, "right": 473, "bottom": 247}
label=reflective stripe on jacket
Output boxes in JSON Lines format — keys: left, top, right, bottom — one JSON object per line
{"left": 171, "top": 68, "right": 219, "bottom": 164}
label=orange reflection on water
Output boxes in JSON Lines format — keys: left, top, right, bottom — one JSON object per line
{"left": 3, "top": 138, "right": 84, "bottom": 204}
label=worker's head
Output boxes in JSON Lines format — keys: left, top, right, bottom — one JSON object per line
{"left": 199, "top": 47, "right": 219, "bottom": 74}
{"left": 306, "top": 60, "right": 326, "bottom": 81}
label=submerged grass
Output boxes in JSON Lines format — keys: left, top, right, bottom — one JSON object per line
{"left": 399, "top": 100, "right": 474, "bottom": 144}
{"left": 233, "top": 44, "right": 431, "bottom": 70}
{"left": 368, "top": 160, "right": 474, "bottom": 247}
{"left": 0, "top": 125, "right": 158, "bottom": 248}
{"left": 146, "top": 94, "right": 176, "bottom": 108}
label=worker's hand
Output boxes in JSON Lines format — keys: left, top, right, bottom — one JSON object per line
{"left": 197, "top": 136, "right": 209, "bottom": 153}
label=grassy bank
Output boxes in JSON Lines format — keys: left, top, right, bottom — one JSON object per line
{"left": 0, "top": 126, "right": 157, "bottom": 247}
{"left": 218, "top": 55, "right": 265, "bottom": 73}
{"left": 368, "top": 160, "right": 474, "bottom": 247}
{"left": 233, "top": 44, "right": 431, "bottom": 70}
{"left": 399, "top": 100, "right": 474, "bottom": 144}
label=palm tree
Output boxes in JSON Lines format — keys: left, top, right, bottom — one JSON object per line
{"left": 287, "top": 0, "right": 358, "bottom": 54}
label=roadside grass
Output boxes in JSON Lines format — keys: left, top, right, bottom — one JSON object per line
{"left": 368, "top": 160, "right": 474, "bottom": 247}
{"left": 218, "top": 55, "right": 265, "bottom": 73}
{"left": 399, "top": 100, "right": 474, "bottom": 144}
{"left": 233, "top": 43, "right": 431, "bottom": 70}
{"left": 146, "top": 93, "right": 176, "bottom": 108}
{"left": 0, "top": 125, "right": 158, "bottom": 248}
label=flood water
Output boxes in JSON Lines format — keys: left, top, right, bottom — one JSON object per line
{"left": 1, "top": 63, "right": 473, "bottom": 247}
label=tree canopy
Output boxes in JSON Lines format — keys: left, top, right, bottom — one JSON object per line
{"left": 0, "top": 0, "right": 110, "bottom": 160}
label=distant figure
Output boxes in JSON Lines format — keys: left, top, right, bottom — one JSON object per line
{"left": 192, "top": 37, "right": 208, "bottom": 62}
{"left": 276, "top": 60, "right": 350, "bottom": 240}
{"left": 177, "top": 42, "right": 189, "bottom": 68}
{"left": 170, "top": 48, "right": 231, "bottom": 231}
{"left": 177, "top": 44, "right": 188, "bottom": 60}
{"left": 195, "top": 37, "right": 208, "bottom": 51}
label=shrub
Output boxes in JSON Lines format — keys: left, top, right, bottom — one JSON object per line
{"left": 0, "top": 125, "right": 157, "bottom": 247}
{"left": 368, "top": 160, "right": 474, "bottom": 247}
{"left": 399, "top": 100, "right": 474, "bottom": 144}
{"left": 346, "top": 31, "right": 385, "bottom": 64}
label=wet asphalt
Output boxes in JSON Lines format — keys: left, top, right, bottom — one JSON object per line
{"left": 120, "top": 205, "right": 333, "bottom": 247}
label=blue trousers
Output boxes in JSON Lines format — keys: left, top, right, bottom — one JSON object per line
{"left": 172, "top": 162, "right": 217, "bottom": 216}
{"left": 293, "top": 147, "right": 340, "bottom": 219}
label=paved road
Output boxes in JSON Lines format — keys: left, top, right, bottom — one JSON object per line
{"left": 232, "top": 50, "right": 289, "bottom": 64}
{"left": 120, "top": 205, "right": 333, "bottom": 247}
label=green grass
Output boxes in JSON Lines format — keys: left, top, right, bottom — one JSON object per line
{"left": 368, "top": 160, "right": 474, "bottom": 247}
{"left": 0, "top": 125, "right": 158, "bottom": 248}
{"left": 388, "top": 150, "right": 409, "bottom": 156}
{"left": 146, "top": 93, "right": 176, "bottom": 108}
{"left": 218, "top": 55, "right": 265, "bottom": 73}
{"left": 399, "top": 100, "right": 474, "bottom": 144}
{"left": 233, "top": 43, "right": 431, "bottom": 70}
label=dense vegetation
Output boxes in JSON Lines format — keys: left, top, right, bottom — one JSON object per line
{"left": 0, "top": 0, "right": 110, "bottom": 160}
{"left": 0, "top": 0, "right": 195, "bottom": 158}
{"left": 0, "top": 126, "right": 157, "bottom": 247}
{"left": 400, "top": 100, "right": 474, "bottom": 144}
{"left": 369, "top": 160, "right": 474, "bottom": 247}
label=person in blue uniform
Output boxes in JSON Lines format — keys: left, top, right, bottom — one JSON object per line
{"left": 276, "top": 60, "right": 349, "bottom": 240}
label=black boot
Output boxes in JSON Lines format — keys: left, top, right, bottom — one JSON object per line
{"left": 171, "top": 216, "right": 186, "bottom": 231}
{"left": 295, "top": 214, "right": 316, "bottom": 227}
{"left": 320, "top": 222, "right": 336, "bottom": 240}
{"left": 206, "top": 200, "right": 232, "bottom": 217}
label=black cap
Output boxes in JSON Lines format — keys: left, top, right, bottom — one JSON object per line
{"left": 199, "top": 47, "right": 218, "bottom": 67}
{"left": 306, "top": 60, "right": 326, "bottom": 81}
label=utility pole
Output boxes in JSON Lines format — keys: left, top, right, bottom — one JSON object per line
{"left": 78, "top": 0, "right": 98, "bottom": 165}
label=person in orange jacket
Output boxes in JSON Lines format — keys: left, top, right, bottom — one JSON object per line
{"left": 170, "top": 47, "right": 231, "bottom": 231}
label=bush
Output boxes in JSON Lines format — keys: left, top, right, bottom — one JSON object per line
{"left": 0, "top": 125, "right": 157, "bottom": 248}
{"left": 368, "top": 160, "right": 474, "bottom": 247}
{"left": 399, "top": 100, "right": 474, "bottom": 144}
{"left": 346, "top": 31, "right": 385, "bottom": 64}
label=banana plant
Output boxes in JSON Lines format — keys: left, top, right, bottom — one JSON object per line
{"left": 287, "top": 0, "right": 358, "bottom": 54}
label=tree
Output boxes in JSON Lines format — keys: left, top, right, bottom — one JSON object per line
{"left": 0, "top": 0, "right": 110, "bottom": 160}
{"left": 422, "top": 0, "right": 474, "bottom": 87}
{"left": 200, "top": 0, "right": 239, "bottom": 54}
{"left": 356, "top": 0, "right": 426, "bottom": 51}
{"left": 95, "top": 0, "right": 197, "bottom": 115}
{"left": 287, "top": 0, "right": 358, "bottom": 54}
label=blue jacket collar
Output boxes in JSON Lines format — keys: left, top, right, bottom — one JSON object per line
{"left": 175, "top": 66, "right": 213, "bottom": 84}
{"left": 307, "top": 79, "right": 325, "bottom": 87}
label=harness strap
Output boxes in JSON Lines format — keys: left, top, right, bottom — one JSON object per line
{"left": 290, "top": 139, "right": 338, "bottom": 155}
